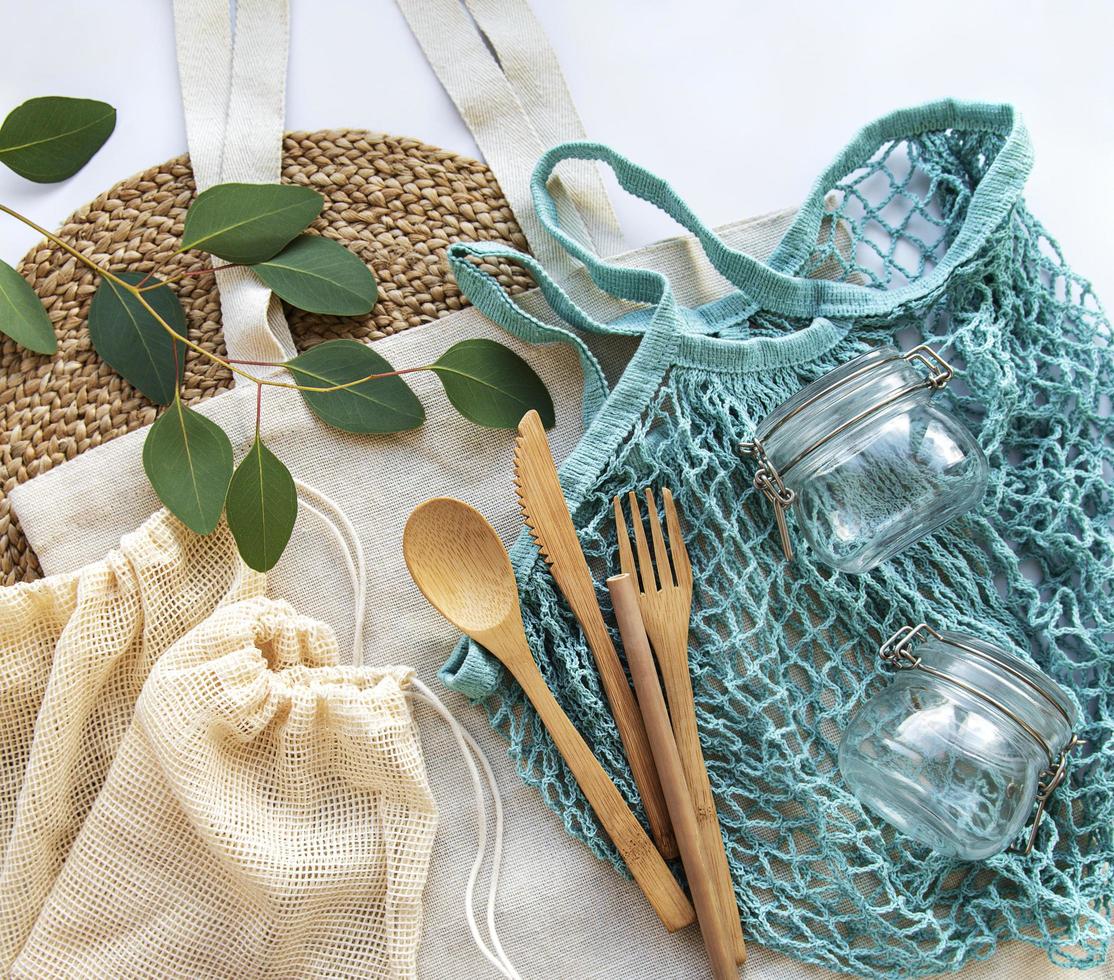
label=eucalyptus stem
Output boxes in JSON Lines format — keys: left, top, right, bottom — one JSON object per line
{"left": 227, "top": 357, "right": 282, "bottom": 368}
{"left": 0, "top": 201, "right": 432, "bottom": 396}
{"left": 0, "top": 203, "right": 134, "bottom": 289}
{"left": 149, "top": 262, "right": 242, "bottom": 288}
{"left": 227, "top": 355, "right": 430, "bottom": 384}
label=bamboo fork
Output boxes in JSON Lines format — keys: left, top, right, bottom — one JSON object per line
{"left": 614, "top": 488, "right": 747, "bottom": 965}
{"left": 608, "top": 572, "right": 737, "bottom": 980}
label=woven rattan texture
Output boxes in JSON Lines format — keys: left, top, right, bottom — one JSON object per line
{"left": 1, "top": 130, "right": 533, "bottom": 584}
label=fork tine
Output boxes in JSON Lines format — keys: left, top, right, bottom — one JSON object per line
{"left": 662, "top": 488, "right": 692, "bottom": 588}
{"left": 627, "top": 490, "right": 658, "bottom": 592}
{"left": 613, "top": 495, "right": 636, "bottom": 579}
{"left": 643, "top": 488, "right": 675, "bottom": 589}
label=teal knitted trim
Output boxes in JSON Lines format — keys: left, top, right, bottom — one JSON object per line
{"left": 440, "top": 100, "right": 1114, "bottom": 978}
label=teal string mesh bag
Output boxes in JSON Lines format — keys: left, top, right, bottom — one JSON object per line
{"left": 439, "top": 101, "right": 1113, "bottom": 978}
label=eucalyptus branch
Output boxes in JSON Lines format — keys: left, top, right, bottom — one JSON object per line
{"left": 126, "top": 282, "right": 443, "bottom": 393}
{"left": 148, "top": 262, "right": 244, "bottom": 288}
{"left": 0, "top": 203, "right": 134, "bottom": 290}
{"left": 0, "top": 200, "right": 439, "bottom": 395}
{"left": 226, "top": 354, "right": 430, "bottom": 385}
{"left": 0, "top": 93, "right": 555, "bottom": 574}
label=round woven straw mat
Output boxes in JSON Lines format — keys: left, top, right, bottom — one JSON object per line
{"left": 0, "top": 129, "right": 536, "bottom": 585}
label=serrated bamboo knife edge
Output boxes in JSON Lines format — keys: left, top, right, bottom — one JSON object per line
{"left": 512, "top": 409, "right": 678, "bottom": 861}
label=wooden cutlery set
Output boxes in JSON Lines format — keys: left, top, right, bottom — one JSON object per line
{"left": 404, "top": 411, "right": 744, "bottom": 979}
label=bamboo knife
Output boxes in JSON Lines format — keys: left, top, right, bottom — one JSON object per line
{"left": 512, "top": 409, "right": 678, "bottom": 859}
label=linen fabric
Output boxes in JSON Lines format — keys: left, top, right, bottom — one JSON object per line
{"left": 10, "top": 596, "right": 438, "bottom": 980}
{"left": 0, "top": 511, "right": 263, "bottom": 969}
{"left": 439, "top": 102, "right": 1114, "bottom": 978}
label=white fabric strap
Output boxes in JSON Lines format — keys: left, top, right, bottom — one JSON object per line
{"left": 462, "top": 0, "right": 625, "bottom": 259}
{"left": 172, "top": 0, "right": 298, "bottom": 378}
{"left": 396, "top": 0, "right": 624, "bottom": 279}
{"left": 171, "top": 0, "right": 231, "bottom": 191}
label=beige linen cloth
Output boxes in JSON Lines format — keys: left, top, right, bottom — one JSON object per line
{"left": 9, "top": 596, "right": 438, "bottom": 980}
{"left": 0, "top": 512, "right": 263, "bottom": 970}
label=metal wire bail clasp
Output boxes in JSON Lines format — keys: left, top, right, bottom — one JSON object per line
{"left": 904, "top": 345, "right": 954, "bottom": 388}
{"left": 740, "top": 437, "right": 795, "bottom": 560}
{"left": 878, "top": 622, "right": 936, "bottom": 668}
{"left": 1017, "top": 733, "right": 1082, "bottom": 856}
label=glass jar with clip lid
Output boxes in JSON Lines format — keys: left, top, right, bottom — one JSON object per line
{"left": 741, "top": 343, "right": 988, "bottom": 573}
{"left": 838, "top": 622, "right": 1080, "bottom": 860}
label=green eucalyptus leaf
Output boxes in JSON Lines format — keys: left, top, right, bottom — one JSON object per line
{"left": 88, "top": 272, "right": 185, "bottom": 404}
{"left": 253, "top": 235, "right": 377, "bottom": 315}
{"left": 0, "top": 259, "right": 56, "bottom": 354}
{"left": 0, "top": 96, "right": 116, "bottom": 183}
{"left": 180, "top": 183, "right": 324, "bottom": 263}
{"left": 431, "top": 339, "right": 554, "bottom": 429}
{"left": 226, "top": 436, "right": 297, "bottom": 572}
{"left": 142, "top": 398, "right": 233, "bottom": 535}
{"left": 286, "top": 339, "right": 424, "bottom": 434}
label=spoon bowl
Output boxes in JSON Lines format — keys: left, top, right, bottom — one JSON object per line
{"left": 403, "top": 497, "right": 522, "bottom": 638}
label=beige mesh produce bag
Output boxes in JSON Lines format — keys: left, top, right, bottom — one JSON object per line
{"left": 0, "top": 577, "right": 78, "bottom": 852}
{"left": 0, "top": 511, "right": 263, "bottom": 970}
{"left": 10, "top": 596, "right": 439, "bottom": 980}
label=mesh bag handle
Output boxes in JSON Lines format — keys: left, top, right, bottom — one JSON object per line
{"left": 446, "top": 101, "right": 1034, "bottom": 393}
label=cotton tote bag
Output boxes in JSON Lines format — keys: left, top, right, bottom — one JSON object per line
{"left": 10, "top": 596, "right": 438, "bottom": 980}
{"left": 0, "top": 512, "right": 262, "bottom": 970}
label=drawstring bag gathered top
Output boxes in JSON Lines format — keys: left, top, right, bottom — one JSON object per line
{"left": 439, "top": 100, "right": 1113, "bottom": 978}
{"left": 3, "top": 491, "right": 524, "bottom": 980}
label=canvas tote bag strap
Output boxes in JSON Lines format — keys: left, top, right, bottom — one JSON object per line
{"left": 396, "top": 0, "right": 625, "bottom": 277}
{"left": 461, "top": 0, "right": 625, "bottom": 259}
{"left": 173, "top": 0, "right": 298, "bottom": 378}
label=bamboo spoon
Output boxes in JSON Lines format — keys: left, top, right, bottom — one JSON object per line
{"left": 608, "top": 572, "right": 738, "bottom": 980}
{"left": 402, "top": 497, "right": 695, "bottom": 933}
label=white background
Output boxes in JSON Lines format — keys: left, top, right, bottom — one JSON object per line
{"left": 1, "top": 0, "right": 1112, "bottom": 303}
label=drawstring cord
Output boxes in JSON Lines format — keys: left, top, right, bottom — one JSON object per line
{"left": 293, "top": 479, "right": 521, "bottom": 979}
{"left": 411, "top": 681, "right": 521, "bottom": 980}
{"left": 294, "top": 479, "right": 367, "bottom": 664}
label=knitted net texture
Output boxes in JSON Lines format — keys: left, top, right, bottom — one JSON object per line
{"left": 0, "top": 511, "right": 264, "bottom": 971}
{"left": 472, "top": 128, "right": 1113, "bottom": 977}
